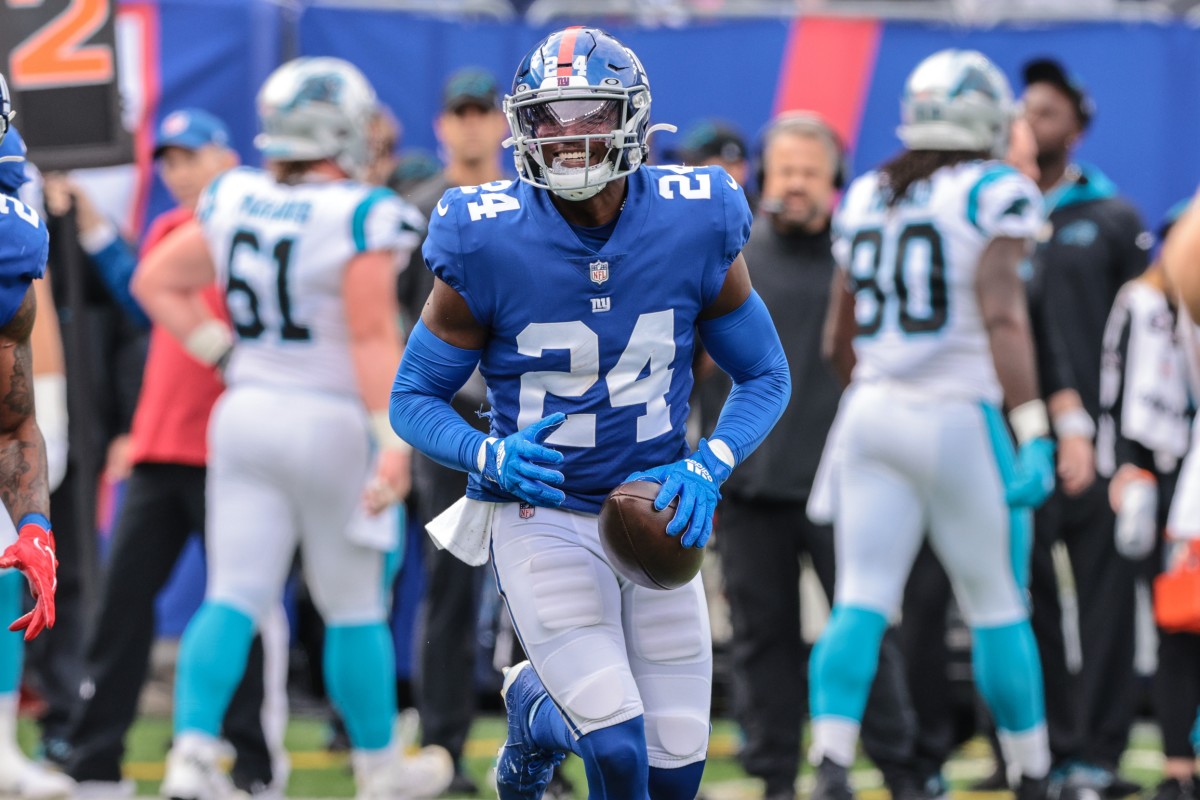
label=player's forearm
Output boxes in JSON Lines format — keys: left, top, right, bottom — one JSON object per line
{"left": 987, "top": 317, "right": 1041, "bottom": 411}
{"left": 0, "top": 404, "right": 50, "bottom": 523}
{"left": 698, "top": 290, "right": 792, "bottom": 464}
{"left": 822, "top": 275, "right": 858, "bottom": 388}
{"left": 351, "top": 335, "right": 403, "bottom": 415}
{"left": 390, "top": 320, "right": 488, "bottom": 474}
{"left": 133, "top": 284, "right": 212, "bottom": 347}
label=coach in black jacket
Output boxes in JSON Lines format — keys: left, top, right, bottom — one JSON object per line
{"left": 1021, "top": 58, "right": 1150, "bottom": 796}
{"left": 708, "top": 113, "right": 919, "bottom": 800}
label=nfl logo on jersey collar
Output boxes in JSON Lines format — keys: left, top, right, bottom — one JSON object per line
{"left": 590, "top": 259, "right": 609, "bottom": 286}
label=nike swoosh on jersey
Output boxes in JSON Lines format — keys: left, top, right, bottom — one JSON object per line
{"left": 437, "top": 200, "right": 449, "bottom": 216}
{"left": 725, "top": 175, "right": 739, "bottom": 190}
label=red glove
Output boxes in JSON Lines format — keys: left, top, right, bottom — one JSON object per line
{"left": 0, "top": 514, "right": 56, "bottom": 640}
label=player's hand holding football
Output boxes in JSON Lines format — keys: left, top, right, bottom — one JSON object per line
{"left": 625, "top": 438, "right": 732, "bottom": 549}
{"left": 0, "top": 514, "right": 57, "bottom": 640}
{"left": 481, "top": 413, "right": 567, "bottom": 507}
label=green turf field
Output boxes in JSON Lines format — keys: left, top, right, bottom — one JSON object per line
{"left": 19, "top": 715, "right": 1169, "bottom": 799}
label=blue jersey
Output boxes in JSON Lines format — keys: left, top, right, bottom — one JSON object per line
{"left": 0, "top": 190, "right": 47, "bottom": 328}
{"left": 424, "top": 165, "right": 752, "bottom": 513}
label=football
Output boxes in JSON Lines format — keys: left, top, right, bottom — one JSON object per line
{"left": 598, "top": 480, "right": 705, "bottom": 591}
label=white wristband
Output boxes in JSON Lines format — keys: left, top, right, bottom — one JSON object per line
{"left": 1053, "top": 407, "right": 1096, "bottom": 440}
{"left": 707, "top": 438, "right": 736, "bottom": 469}
{"left": 183, "top": 319, "right": 234, "bottom": 366}
{"left": 370, "top": 411, "right": 411, "bottom": 454}
{"left": 1009, "top": 399, "right": 1051, "bottom": 445}
{"left": 477, "top": 437, "right": 497, "bottom": 473}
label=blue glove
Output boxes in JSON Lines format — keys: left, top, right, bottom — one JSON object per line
{"left": 1005, "top": 437, "right": 1056, "bottom": 509}
{"left": 481, "top": 413, "right": 567, "bottom": 507}
{"left": 625, "top": 439, "right": 733, "bottom": 549}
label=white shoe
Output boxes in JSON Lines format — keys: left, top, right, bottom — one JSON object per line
{"left": 71, "top": 780, "right": 135, "bottom": 800}
{"left": 160, "top": 738, "right": 237, "bottom": 800}
{"left": 0, "top": 749, "right": 73, "bottom": 800}
{"left": 352, "top": 745, "right": 454, "bottom": 800}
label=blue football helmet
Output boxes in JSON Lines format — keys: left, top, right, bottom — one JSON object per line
{"left": 0, "top": 73, "right": 13, "bottom": 146}
{"left": 897, "top": 49, "right": 1014, "bottom": 158}
{"left": 505, "top": 27, "right": 675, "bottom": 201}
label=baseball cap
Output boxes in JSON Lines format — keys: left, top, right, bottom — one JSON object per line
{"left": 153, "top": 109, "right": 231, "bottom": 158}
{"left": 1022, "top": 58, "right": 1095, "bottom": 129}
{"left": 667, "top": 120, "right": 747, "bottom": 165}
{"left": 442, "top": 68, "right": 499, "bottom": 112}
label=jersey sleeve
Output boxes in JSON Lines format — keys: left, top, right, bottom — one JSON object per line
{"left": 351, "top": 187, "right": 425, "bottom": 257}
{"left": 0, "top": 200, "right": 47, "bottom": 327}
{"left": 701, "top": 165, "right": 753, "bottom": 306}
{"left": 0, "top": 197, "right": 48, "bottom": 282}
{"left": 966, "top": 165, "right": 1044, "bottom": 240}
{"left": 421, "top": 187, "right": 489, "bottom": 326}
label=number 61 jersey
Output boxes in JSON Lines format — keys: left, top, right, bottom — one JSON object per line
{"left": 425, "top": 165, "right": 752, "bottom": 513}
{"left": 833, "top": 160, "right": 1043, "bottom": 404}
{"left": 197, "top": 167, "right": 423, "bottom": 395}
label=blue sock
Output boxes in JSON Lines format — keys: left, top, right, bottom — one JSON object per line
{"left": 973, "top": 619, "right": 1045, "bottom": 733}
{"left": 576, "top": 717, "right": 649, "bottom": 800}
{"left": 0, "top": 571, "right": 24, "bottom": 693}
{"left": 325, "top": 622, "right": 396, "bottom": 750}
{"left": 175, "top": 601, "right": 255, "bottom": 735}
{"left": 649, "top": 761, "right": 705, "bottom": 800}
{"left": 530, "top": 693, "right": 580, "bottom": 755}
{"left": 810, "top": 605, "right": 888, "bottom": 721}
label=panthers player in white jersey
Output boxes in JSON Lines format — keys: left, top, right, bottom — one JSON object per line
{"left": 807, "top": 50, "right": 1068, "bottom": 800}
{"left": 133, "top": 58, "right": 452, "bottom": 800}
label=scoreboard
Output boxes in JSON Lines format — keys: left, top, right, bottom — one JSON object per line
{"left": 0, "top": 0, "right": 131, "bottom": 169}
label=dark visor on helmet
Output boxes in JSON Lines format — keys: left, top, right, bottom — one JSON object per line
{"left": 518, "top": 98, "right": 621, "bottom": 139}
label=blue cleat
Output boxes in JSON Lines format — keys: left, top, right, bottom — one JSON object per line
{"left": 496, "top": 661, "right": 566, "bottom": 800}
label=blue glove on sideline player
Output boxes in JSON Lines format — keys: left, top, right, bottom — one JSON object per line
{"left": 1004, "top": 400, "right": 1057, "bottom": 509}
{"left": 481, "top": 413, "right": 567, "bottom": 507}
{"left": 1006, "top": 437, "right": 1056, "bottom": 508}
{"left": 625, "top": 438, "right": 733, "bottom": 549}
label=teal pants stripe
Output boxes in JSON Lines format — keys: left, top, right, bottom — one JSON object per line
{"left": 980, "top": 403, "right": 1033, "bottom": 591}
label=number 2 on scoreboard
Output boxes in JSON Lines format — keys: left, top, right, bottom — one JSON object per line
{"left": 6, "top": 0, "right": 115, "bottom": 89}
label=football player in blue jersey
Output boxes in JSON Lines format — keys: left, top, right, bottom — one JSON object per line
{"left": 0, "top": 74, "right": 59, "bottom": 648}
{"left": 391, "top": 26, "right": 791, "bottom": 800}
{"left": 0, "top": 88, "right": 73, "bottom": 799}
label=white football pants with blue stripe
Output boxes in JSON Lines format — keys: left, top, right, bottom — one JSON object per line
{"left": 173, "top": 387, "right": 397, "bottom": 758}
{"left": 809, "top": 384, "right": 1050, "bottom": 781}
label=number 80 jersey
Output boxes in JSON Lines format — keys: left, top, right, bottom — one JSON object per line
{"left": 424, "top": 165, "right": 752, "bottom": 513}
{"left": 197, "top": 167, "right": 423, "bottom": 395}
{"left": 833, "top": 160, "right": 1043, "bottom": 404}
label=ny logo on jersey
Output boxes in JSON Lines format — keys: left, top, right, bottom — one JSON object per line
{"left": 590, "top": 260, "right": 609, "bottom": 286}
{"left": 591, "top": 297, "right": 611, "bottom": 313}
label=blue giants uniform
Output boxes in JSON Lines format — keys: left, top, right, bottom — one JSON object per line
{"left": 0, "top": 190, "right": 47, "bottom": 327}
{"left": 423, "top": 163, "right": 752, "bottom": 512}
